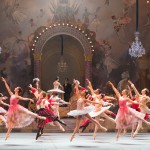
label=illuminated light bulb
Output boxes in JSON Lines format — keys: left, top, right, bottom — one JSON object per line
{"left": 39, "top": 33, "right": 41, "bottom": 35}
{"left": 36, "top": 37, "right": 39, "bottom": 39}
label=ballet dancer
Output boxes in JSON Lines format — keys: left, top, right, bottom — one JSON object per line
{"left": 2, "top": 77, "right": 45, "bottom": 140}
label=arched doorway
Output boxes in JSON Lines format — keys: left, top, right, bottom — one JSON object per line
{"left": 41, "top": 34, "right": 85, "bottom": 90}
{"left": 32, "top": 23, "right": 94, "bottom": 88}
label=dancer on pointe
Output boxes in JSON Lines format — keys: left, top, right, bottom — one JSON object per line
{"left": 68, "top": 79, "right": 104, "bottom": 142}
{"left": 79, "top": 80, "right": 116, "bottom": 133}
{"left": 108, "top": 81, "right": 150, "bottom": 140}
{"left": 128, "top": 80, "right": 150, "bottom": 137}
{"left": 2, "top": 77, "right": 46, "bottom": 140}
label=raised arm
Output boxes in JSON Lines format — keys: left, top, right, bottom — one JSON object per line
{"left": 73, "top": 79, "right": 80, "bottom": 98}
{"left": 108, "top": 81, "right": 121, "bottom": 99}
{"left": 128, "top": 80, "right": 140, "bottom": 97}
{"left": 2, "top": 77, "right": 13, "bottom": 96}
{"left": 86, "top": 79, "right": 95, "bottom": 95}
{"left": 127, "top": 85, "right": 133, "bottom": 99}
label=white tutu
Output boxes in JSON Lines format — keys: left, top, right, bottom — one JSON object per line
{"left": 0, "top": 107, "right": 7, "bottom": 114}
{"left": 89, "top": 106, "right": 111, "bottom": 118}
{"left": 47, "top": 88, "right": 65, "bottom": 94}
{"left": 67, "top": 106, "right": 94, "bottom": 117}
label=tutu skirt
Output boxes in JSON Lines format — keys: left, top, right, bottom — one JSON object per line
{"left": 115, "top": 106, "right": 145, "bottom": 129}
{"left": 67, "top": 106, "right": 94, "bottom": 117}
{"left": 0, "top": 107, "right": 7, "bottom": 124}
{"left": 89, "top": 106, "right": 111, "bottom": 118}
{"left": 0, "top": 107, "right": 7, "bottom": 114}
{"left": 6, "top": 104, "right": 35, "bottom": 128}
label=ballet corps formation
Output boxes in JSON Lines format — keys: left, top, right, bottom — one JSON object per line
{"left": 0, "top": 77, "right": 150, "bottom": 142}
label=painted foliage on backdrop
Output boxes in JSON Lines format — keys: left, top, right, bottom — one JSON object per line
{"left": 0, "top": 0, "right": 150, "bottom": 93}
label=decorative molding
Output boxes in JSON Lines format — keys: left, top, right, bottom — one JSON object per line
{"left": 34, "top": 25, "right": 92, "bottom": 55}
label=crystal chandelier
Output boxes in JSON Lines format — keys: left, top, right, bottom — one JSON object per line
{"left": 129, "top": 0, "right": 145, "bottom": 57}
{"left": 57, "top": 35, "right": 68, "bottom": 73}
{"left": 129, "top": 32, "right": 145, "bottom": 57}
{"left": 57, "top": 56, "right": 68, "bottom": 73}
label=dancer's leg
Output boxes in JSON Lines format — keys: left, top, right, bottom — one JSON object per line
{"left": 22, "top": 109, "right": 46, "bottom": 120}
{"left": 101, "top": 112, "right": 115, "bottom": 123}
{"left": 116, "top": 129, "right": 122, "bottom": 141}
{"left": 133, "top": 120, "right": 142, "bottom": 137}
{"left": 131, "top": 124, "right": 137, "bottom": 137}
{"left": 93, "top": 116, "right": 100, "bottom": 140}
{"left": 53, "top": 121, "right": 65, "bottom": 132}
{"left": 70, "top": 116, "right": 82, "bottom": 142}
{"left": 36, "top": 128, "right": 41, "bottom": 140}
{"left": 5, "top": 127, "right": 12, "bottom": 140}
{"left": 85, "top": 114, "right": 107, "bottom": 131}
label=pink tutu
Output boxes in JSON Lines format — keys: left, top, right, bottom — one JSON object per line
{"left": 67, "top": 106, "right": 94, "bottom": 117}
{"left": 116, "top": 98, "right": 145, "bottom": 129}
{"left": 6, "top": 95, "right": 36, "bottom": 129}
{"left": 89, "top": 106, "right": 111, "bottom": 118}
{"left": 6, "top": 104, "right": 35, "bottom": 128}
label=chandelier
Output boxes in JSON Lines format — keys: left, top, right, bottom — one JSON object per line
{"left": 57, "top": 35, "right": 68, "bottom": 73}
{"left": 129, "top": 0, "right": 145, "bottom": 57}
{"left": 57, "top": 56, "right": 68, "bottom": 73}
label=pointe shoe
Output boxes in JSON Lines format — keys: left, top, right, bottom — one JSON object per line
{"left": 79, "top": 129, "right": 82, "bottom": 135}
{"left": 60, "top": 126, "right": 65, "bottom": 132}
{"left": 102, "top": 127, "right": 107, "bottom": 132}
{"left": 70, "top": 135, "right": 75, "bottom": 142}
{"left": 36, "top": 133, "right": 40, "bottom": 140}
{"left": 133, "top": 131, "right": 138, "bottom": 138}
{"left": 5, "top": 134, "right": 10, "bottom": 141}
{"left": 93, "top": 133, "right": 96, "bottom": 140}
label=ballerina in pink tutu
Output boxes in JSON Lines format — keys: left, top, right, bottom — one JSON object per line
{"left": 108, "top": 81, "right": 150, "bottom": 140}
{"left": 2, "top": 77, "right": 45, "bottom": 140}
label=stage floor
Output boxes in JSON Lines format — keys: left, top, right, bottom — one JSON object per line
{"left": 0, "top": 132, "right": 150, "bottom": 150}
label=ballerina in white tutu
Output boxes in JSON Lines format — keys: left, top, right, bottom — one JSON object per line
{"left": 128, "top": 80, "right": 150, "bottom": 137}
{"left": 68, "top": 79, "right": 103, "bottom": 142}
{"left": 2, "top": 77, "right": 46, "bottom": 140}
{"left": 0, "top": 93, "right": 9, "bottom": 124}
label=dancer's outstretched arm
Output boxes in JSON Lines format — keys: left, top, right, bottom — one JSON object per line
{"left": 127, "top": 85, "right": 133, "bottom": 99}
{"left": 108, "top": 81, "right": 121, "bottom": 99}
{"left": 0, "top": 100, "right": 9, "bottom": 107}
{"left": 17, "top": 96, "right": 34, "bottom": 103}
{"left": 128, "top": 80, "right": 140, "bottom": 98}
{"left": 2, "top": 77, "right": 13, "bottom": 96}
